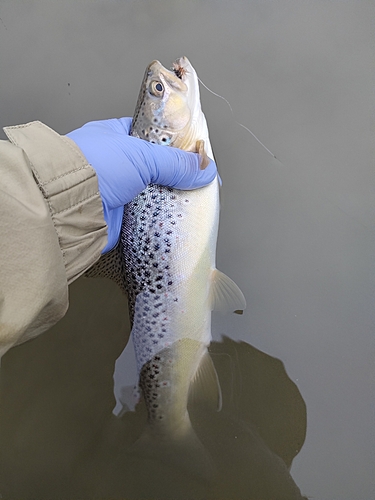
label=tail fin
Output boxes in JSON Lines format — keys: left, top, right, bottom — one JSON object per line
{"left": 128, "top": 420, "right": 215, "bottom": 483}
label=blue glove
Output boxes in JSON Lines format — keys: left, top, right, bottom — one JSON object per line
{"left": 67, "top": 117, "right": 217, "bottom": 253}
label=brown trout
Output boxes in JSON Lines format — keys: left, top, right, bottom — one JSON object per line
{"left": 91, "top": 57, "right": 246, "bottom": 471}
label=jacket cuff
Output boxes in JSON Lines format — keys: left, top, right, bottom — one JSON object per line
{"left": 4, "top": 121, "right": 108, "bottom": 284}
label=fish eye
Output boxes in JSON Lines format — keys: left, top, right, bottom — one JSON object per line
{"left": 149, "top": 81, "right": 164, "bottom": 96}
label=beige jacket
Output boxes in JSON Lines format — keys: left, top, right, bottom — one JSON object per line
{"left": 0, "top": 121, "right": 108, "bottom": 357}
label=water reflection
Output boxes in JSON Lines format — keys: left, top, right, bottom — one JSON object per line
{"left": 101, "top": 337, "right": 307, "bottom": 499}
{"left": 0, "top": 279, "right": 307, "bottom": 499}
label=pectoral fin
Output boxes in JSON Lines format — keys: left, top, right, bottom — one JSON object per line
{"left": 189, "top": 351, "right": 222, "bottom": 411}
{"left": 210, "top": 269, "right": 247, "bottom": 314}
{"left": 196, "top": 139, "right": 210, "bottom": 170}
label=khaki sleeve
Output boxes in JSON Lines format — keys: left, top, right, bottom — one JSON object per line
{"left": 0, "top": 121, "right": 108, "bottom": 357}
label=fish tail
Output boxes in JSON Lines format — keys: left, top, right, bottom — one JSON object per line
{"left": 128, "top": 419, "right": 215, "bottom": 482}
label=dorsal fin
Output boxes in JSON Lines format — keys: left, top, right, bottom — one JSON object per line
{"left": 85, "top": 244, "right": 127, "bottom": 295}
{"left": 210, "top": 269, "right": 246, "bottom": 314}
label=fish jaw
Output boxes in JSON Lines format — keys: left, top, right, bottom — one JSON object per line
{"left": 172, "top": 56, "right": 213, "bottom": 157}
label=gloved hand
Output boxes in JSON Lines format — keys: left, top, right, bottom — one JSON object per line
{"left": 67, "top": 117, "right": 217, "bottom": 253}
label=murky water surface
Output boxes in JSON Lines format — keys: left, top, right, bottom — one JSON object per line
{"left": 0, "top": 2, "right": 373, "bottom": 499}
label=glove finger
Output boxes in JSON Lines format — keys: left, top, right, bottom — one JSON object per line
{"left": 166, "top": 157, "right": 218, "bottom": 190}
{"left": 138, "top": 141, "right": 218, "bottom": 189}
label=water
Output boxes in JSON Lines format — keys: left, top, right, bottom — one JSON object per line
{"left": 0, "top": 1, "right": 374, "bottom": 499}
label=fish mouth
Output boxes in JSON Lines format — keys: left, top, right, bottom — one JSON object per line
{"left": 173, "top": 61, "right": 187, "bottom": 80}
{"left": 172, "top": 56, "right": 192, "bottom": 81}
{"left": 171, "top": 56, "right": 199, "bottom": 100}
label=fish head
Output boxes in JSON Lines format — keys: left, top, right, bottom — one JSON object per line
{"left": 131, "top": 57, "right": 211, "bottom": 155}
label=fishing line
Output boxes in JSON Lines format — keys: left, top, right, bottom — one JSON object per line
{"left": 197, "top": 76, "right": 282, "bottom": 163}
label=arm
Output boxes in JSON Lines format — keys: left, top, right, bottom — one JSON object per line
{"left": 0, "top": 119, "right": 216, "bottom": 357}
{"left": 0, "top": 121, "right": 105, "bottom": 358}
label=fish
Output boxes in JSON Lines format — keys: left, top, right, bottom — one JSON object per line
{"left": 88, "top": 56, "right": 246, "bottom": 475}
